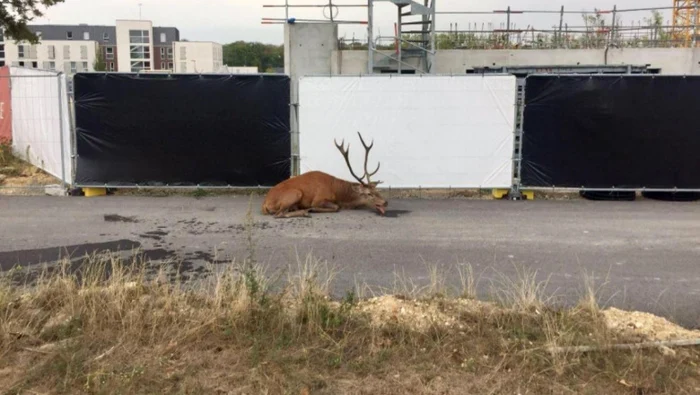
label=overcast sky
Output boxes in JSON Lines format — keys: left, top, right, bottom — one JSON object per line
{"left": 36, "top": 0, "right": 673, "bottom": 44}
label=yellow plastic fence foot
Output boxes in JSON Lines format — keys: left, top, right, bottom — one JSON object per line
{"left": 492, "top": 189, "right": 509, "bottom": 199}
{"left": 521, "top": 190, "right": 535, "bottom": 200}
{"left": 83, "top": 187, "right": 107, "bottom": 197}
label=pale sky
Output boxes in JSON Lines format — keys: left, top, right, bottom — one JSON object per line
{"left": 35, "top": 0, "right": 673, "bottom": 44}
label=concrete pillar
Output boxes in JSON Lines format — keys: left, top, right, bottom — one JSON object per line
{"left": 284, "top": 23, "right": 338, "bottom": 176}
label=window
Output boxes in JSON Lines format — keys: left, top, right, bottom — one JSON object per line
{"left": 105, "top": 47, "right": 114, "bottom": 59}
{"left": 31, "top": 61, "right": 38, "bottom": 68}
{"left": 160, "top": 47, "right": 165, "bottom": 56}
{"left": 83, "top": 32, "right": 90, "bottom": 40}
{"left": 70, "top": 62, "right": 77, "bottom": 73}
{"left": 18, "top": 61, "right": 25, "bottom": 67}
{"left": 66, "top": 31, "right": 73, "bottom": 39}
{"left": 180, "top": 62, "right": 187, "bottom": 72}
{"left": 63, "top": 46, "right": 70, "bottom": 58}
{"left": 47, "top": 45, "right": 55, "bottom": 59}
{"left": 179, "top": 46, "right": 186, "bottom": 60}
{"left": 0, "top": 30, "right": 4, "bottom": 41}
{"left": 36, "top": 31, "right": 42, "bottom": 39}
{"left": 160, "top": 32, "right": 166, "bottom": 43}
{"left": 130, "top": 45, "right": 150, "bottom": 59}
{"left": 43, "top": 61, "right": 56, "bottom": 70}
{"left": 103, "top": 32, "right": 109, "bottom": 42}
{"left": 108, "top": 62, "right": 115, "bottom": 71}
{"left": 130, "top": 61, "right": 151, "bottom": 72}
{"left": 160, "top": 62, "right": 165, "bottom": 69}
{"left": 0, "top": 45, "right": 5, "bottom": 58}
{"left": 167, "top": 62, "right": 173, "bottom": 69}
{"left": 80, "top": 45, "right": 88, "bottom": 60}
{"left": 81, "top": 61, "right": 88, "bottom": 71}
{"left": 167, "top": 47, "right": 173, "bottom": 59}
{"left": 129, "top": 30, "right": 150, "bottom": 44}
{"left": 0, "top": 61, "right": 5, "bottom": 67}
{"left": 18, "top": 45, "right": 26, "bottom": 58}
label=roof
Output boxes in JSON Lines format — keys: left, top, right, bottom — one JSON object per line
{"left": 29, "top": 25, "right": 117, "bottom": 45}
{"left": 27, "top": 24, "right": 180, "bottom": 46}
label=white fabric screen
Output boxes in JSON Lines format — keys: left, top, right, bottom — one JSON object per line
{"left": 10, "top": 67, "right": 72, "bottom": 183}
{"left": 298, "top": 75, "right": 516, "bottom": 188}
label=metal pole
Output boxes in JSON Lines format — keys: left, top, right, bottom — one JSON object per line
{"left": 285, "top": 0, "right": 289, "bottom": 20}
{"left": 506, "top": 6, "right": 511, "bottom": 49}
{"left": 610, "top": 5, "right": 617, "bottom": 48}
{"left": 328, "top": 0, "right": 334, "bottom": 23}
{"left": 368, "top": 0, "right": 374, "bottom": 74}
{"left": 558, "top": 6, "right": 565, "bottom": 48}
{"left": 693, "top": 1, "right": 699, "bottom": 48}
{"left": 397, "top": 5, "right": 402, "bottom": 74}
{"left": 57, "top": 73, "right": 67, "bottom": 191}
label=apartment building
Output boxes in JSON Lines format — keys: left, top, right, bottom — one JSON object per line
{"left": 173, "top": 41, "right": 223, "bottom": 73}
{"left": 0, "top": 20, "right": 223, "bottom": 75}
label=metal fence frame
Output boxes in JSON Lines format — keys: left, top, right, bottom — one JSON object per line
{"left": 0, "top": 69, "right": 72, "bottom": 194}
{"left": 70, "top": 71, "right": 293, "bottom": 190}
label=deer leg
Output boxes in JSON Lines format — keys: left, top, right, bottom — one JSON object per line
{"left": 309, "top": 201, "right": 340, "bottom": 213}
{"left": 272, "top": 189, "right": 311, "bottom": 219}
{"left": 275, "top": 209, "right": 311, "bottom": 219}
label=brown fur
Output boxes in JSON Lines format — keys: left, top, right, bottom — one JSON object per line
{"left": 262, "top": 171, "right": 388, "bottom": 218}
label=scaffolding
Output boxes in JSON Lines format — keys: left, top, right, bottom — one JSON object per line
{"left": 262, "top": 1, "right": 700, "bottom": 74}
{"left": 672, "top": 0, "right": 700, "bottom": 46}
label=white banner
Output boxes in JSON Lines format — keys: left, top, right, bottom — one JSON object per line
{"left": 298, "top": 75, "right": 516, "bottom": 188}
{"left": 10, "top": 67, "right": 72, "bottom": 184}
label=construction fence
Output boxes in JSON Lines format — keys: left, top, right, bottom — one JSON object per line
{"left": 2, "top": 69, "right": 700, "bottom": 195}
{"left": 0, "top": 66, "right": 71, "bottom": 195}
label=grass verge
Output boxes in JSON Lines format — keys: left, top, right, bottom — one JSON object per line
{"left": 1, "top": 254, "right": 699, "bottom": 394}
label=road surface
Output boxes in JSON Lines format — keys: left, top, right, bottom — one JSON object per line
{"left": 1, "top": 195, "right": 699, "bottom": 327}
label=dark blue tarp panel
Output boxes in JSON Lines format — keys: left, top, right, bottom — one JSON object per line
{"left": 74, "top": 73, "right": 290, "bottom": 186}
{"left": 521, "top": 75, "right": 700, "bottom": 189}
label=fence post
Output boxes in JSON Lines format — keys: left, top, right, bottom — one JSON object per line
{"left": 693, "top": 2, "right": 699, "bottom": 48}
{"left": 558, "top": 6, "right": 565, "bottom": 48}
{"left": 57, "top": 72, "right": 67, "bottom": 191}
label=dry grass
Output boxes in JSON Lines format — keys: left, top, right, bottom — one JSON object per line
{"left": 2, "top": 252, "right": 700, "bottom": 394}
{"left": 0, "top": 141, "right": 59, "bottom": 195}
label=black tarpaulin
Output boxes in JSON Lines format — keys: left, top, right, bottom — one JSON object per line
{"left": 74, "top": 73, "right": 291, "bottom": 186}
{"left": 521, "top": 75, "right": 700, "bottom": 189}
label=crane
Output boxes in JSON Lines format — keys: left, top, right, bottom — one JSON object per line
{"left": 672, "top": 0, "right": 700, "bottom": 46}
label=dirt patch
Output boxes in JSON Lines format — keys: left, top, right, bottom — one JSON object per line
{"left": 358, "top": 295, "right": 494, "bottom": 332}
{"left": 603, "top": 307, "right": 700, "bottom": 342}
{"left": 104, "top": 214, "right": 139, "bottom": 223}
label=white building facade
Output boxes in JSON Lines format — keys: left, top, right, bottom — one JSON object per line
{"left": 0, "top": 20, "right": 226, "bottom": 75}
{"left": 173, "top": 41, "right": 223, "bottom": 73}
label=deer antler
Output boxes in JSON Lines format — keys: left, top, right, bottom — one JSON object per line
{"left": 334, "top": 138, "right": 367, "bottom": 185}
{"left": 357, "top": 132, "right": 381, "bottom": 185}
{"left": 334, "top": 132, "right": 381, "bottom": 186}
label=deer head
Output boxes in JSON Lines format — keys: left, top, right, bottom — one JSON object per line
{"left": 334, "top": 132, "right": 388, "bottom": 216}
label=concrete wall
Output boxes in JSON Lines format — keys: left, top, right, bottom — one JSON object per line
{"left": 328, "top": 48, "right": 700, "bottom": 76}
{"left": 284, "top": 23, "right": 339, "bottom": 175}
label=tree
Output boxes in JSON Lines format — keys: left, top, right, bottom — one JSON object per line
{"left": 1, "top": 0, "right": 65, "bottom": 43}
{"left": 93, "top": 48, "right": 106, "bottom": 71}
{"left": 223, "top": 41, "right": 283, "bottom": 71}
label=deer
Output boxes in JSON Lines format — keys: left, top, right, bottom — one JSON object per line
{"left": 261, "top": 132, "right": 388, "bottom": 219}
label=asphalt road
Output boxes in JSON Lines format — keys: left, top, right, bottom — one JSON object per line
{"left": 1, "top": 195, "right": 699, "bottom": 328}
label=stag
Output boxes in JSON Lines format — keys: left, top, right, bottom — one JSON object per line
{"left": 262, "top": 132, "right": 388, "bottom": 218}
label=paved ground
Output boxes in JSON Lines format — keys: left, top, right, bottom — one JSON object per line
{"left": 1, "top": 195, "right": 699, "bottom": 328}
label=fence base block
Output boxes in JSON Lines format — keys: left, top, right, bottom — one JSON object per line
{"left": 492, "top": 189, "right": 509, "bottom": 199}
{"left": 83, "top": 187, "right": 107, "bottom": 197}
{"left": 521, "top": 191, "right": 535, "bottom": 200}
